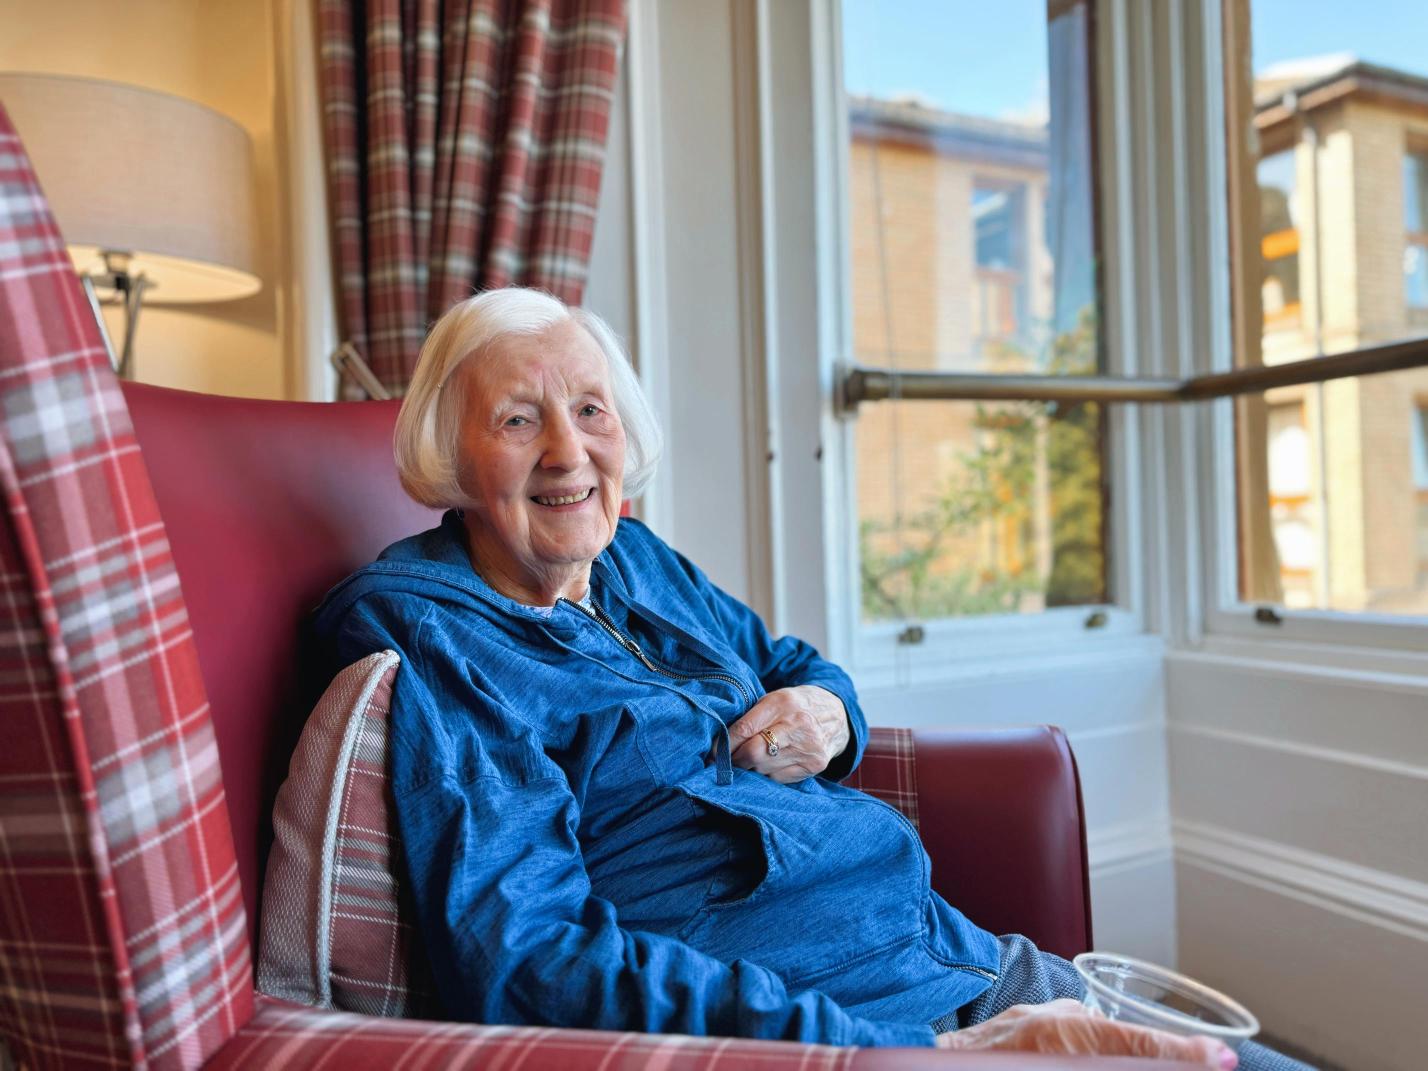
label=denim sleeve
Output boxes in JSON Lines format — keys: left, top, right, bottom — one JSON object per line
{"left": 340, "top": 599, "right": 929, "bottom": 1048}
{"left": 660, "top": 539, "right": 868, "bottom": 781}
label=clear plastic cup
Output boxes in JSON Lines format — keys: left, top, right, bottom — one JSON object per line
{"left": 1073, "top": 952, "right": 1261, "bottom": 1052}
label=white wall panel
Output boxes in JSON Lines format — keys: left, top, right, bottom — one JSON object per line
{"left": 1169, "top": 651, "right": 1428, "bottom": 770}
{"left": 1091, "top": 857, "right": 1177, "bottom": 967}
{"left": 1178, "top": 860, "right": 1428, "bottom": 1071}
{"left": 1170, "top": 715, "right": 1428, "bottom": 886}
{"left": 1169, "top": 647, "right": 1428, "bottom": 1071}
{"left": 639, "top": 1, "right": 758, "bottom": 604}
{"left": 583, "top": 60, "right": 635, "bottom": 352}
{"left": 857, "top": 640, "right": 1164, "bottom": 733}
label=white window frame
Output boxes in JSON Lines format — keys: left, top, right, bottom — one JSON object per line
{"left": 1193, "top": 0, "right": 1428, "bottom": 660}
{"left": 711, "top": 0, "right": 1427, "bottom": 684}
{"left": 806, "top": 0, "right": 1146, "bottom": 679}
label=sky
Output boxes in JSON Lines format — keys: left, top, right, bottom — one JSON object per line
{"left": 841, "top": 0, "right": 1428, "bottom": 121}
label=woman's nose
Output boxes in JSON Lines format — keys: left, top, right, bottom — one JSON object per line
{"left": 540, "top": 413, "right": 588, "bottom": 470}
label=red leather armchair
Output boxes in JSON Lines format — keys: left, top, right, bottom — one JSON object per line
{"left": 124, "top": 382, "right": 1127, "bottom": 1067}
{"left": 122, "top": 383, "right": 1098, "bottom": 965}
{"left": 0, "top": 110, "right": 1196, "bottom": 1069}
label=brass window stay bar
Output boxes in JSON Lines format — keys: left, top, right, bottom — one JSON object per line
{"left": 838, "top": 334, "right": 1428, "bottom": 411}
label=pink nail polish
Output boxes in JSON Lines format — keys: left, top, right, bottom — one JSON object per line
{"left": 1218, "top": 1046, "right": 1239, "bottom": 1071}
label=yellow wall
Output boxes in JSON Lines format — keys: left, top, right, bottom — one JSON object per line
{"left": 0, "top": 0, "right": 289, "bottom": 399}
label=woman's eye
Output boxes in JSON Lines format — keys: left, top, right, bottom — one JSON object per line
{"left": 505, "top": 415, "right": 529, "bottom": 427}
{"left": 579, "top": 404, "right": 600, "bottom": 417}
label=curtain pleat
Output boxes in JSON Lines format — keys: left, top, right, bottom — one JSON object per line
{"left": 319, "top": 0, "right": 626, "bottom": 394}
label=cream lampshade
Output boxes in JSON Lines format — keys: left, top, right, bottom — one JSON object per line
{"left": 0, "top": 72, "right": 262, "bottom": 375}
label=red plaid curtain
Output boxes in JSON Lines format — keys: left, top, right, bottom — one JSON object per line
{"left": 318, "top": 0, "right": 627, "bottom": 395}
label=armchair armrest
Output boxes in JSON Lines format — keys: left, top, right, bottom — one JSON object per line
{"left": 845, "top": 726, "right": 1092, "bottom": 960}
{"left": 209, "top": 996, "right": 1201, "bottom": 1069}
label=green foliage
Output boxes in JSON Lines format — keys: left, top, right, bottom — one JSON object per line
{"left": 859, "top": 306, "right": 1106, "bottom": 621}
{"left": 1044, "top": 307, "right": 1106, "bottom": 608}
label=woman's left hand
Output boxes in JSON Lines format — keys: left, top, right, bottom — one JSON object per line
{"left": 728, "top": 685, "right": 851, "bottom": 783}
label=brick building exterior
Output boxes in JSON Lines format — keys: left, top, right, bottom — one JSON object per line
{"left": 848, "top": 58, "right": 1428, "bottom": 620}
{"left": 847, "top": 97, "right": 1065, "bottom": 619}
{"left": 1253, "top": 59, "right": 1428, "bottom": 612}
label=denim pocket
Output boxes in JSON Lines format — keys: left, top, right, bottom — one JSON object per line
{"left": 671, "top": 767, "right": 928, "bottom": 986}
{"left": 673, "top": 776, "right": 777, "bottom": 941}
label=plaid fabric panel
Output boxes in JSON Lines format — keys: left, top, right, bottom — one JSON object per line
{"left": 209, "top": 994, "right": 857, "bottom": 1070}
{"left": 318, "top": 0, "right": 627, "bottom": 393}
{"left": 259, "top": 652, "right": 436, "bottom": 1018}
{"left": 0, "top": 504, "right": 128, "bottom": 1069}
{"left": 841, "top": 728, "right": 919, "bottom": 828}
{"left": 326, "top": 657, "right": 438, "bottom": 1016}
{"left": 0, "top": 110, "right": 253, "bottom": 1068}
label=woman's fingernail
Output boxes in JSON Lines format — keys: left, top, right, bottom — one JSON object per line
{"left": 1218, "top": 1046, "right": 1238, "bottom": 1071}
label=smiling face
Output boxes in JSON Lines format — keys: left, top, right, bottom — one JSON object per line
{"left": 456, "top": 318, "right": 626, "bottom": 605}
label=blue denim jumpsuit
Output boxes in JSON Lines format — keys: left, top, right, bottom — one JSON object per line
{"left": 314, "top": 512, "right": 1000, "bottom": 1047}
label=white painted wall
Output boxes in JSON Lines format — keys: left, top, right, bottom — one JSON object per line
{"left": 1167, "top": 643, "right": 1428, "bottom": 1071}
{"left": 0, "top": 0, "right": 292, "bottom": 399}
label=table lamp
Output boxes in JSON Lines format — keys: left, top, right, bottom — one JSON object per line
{"left": 0, "top": 72, "right": 262, "bottom": 378}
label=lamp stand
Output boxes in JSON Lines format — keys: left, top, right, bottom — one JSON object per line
{"left": 79, "top": 250, "right": 151, "bottom": 380}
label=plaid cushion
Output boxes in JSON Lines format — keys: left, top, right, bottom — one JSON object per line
{"left": 0, "top": 108, "right": 253, "bottom": 1067}
{"left": 841, "top": 728, "right": 920, "bottom": 828}
{"left": 209, "top": 994, "right": 856, "bottom": 1070}
{"left": 259, "top": 651, "right": 436, "bottom": 1016}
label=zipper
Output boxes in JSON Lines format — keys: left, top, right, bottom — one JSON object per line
{"left": 953, "top": 963, "right": 999, "bottom": 982}
{"left": 562, "top": 597, "right": 750, "bottom": 704}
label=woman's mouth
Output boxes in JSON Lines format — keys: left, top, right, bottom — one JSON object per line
{"left": 531, "top": 487, "right": 595, "bottom": 507}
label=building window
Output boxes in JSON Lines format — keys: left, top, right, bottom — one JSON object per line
{"left": 1415, "top": 402, "right": 1428, "bottom": 582}
{"left": 842, "top": 0, "right": 1104, "bottom": 625}
{"left": 1226, "top": 6, "right": 1428, "bottom": 617}
{"left": 1266, "top": 400, "right": 1317, "bottom": 607}
{"left": 1406, "top": 151, "right": 1428, "bottom": 309}
{"left": 973, "top": 181, "right": 1029, "bottom": 345}
{"left": 1258, "top": 150, "right": 1301, "bottom": 332}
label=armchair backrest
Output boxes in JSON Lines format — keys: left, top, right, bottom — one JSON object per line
{"left": 121, "top": 383, "right": 439, "bottom": 950}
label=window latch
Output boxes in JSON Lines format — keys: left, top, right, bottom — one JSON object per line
{"left": 896, "top": 624, "right": 926, "bottom": 646}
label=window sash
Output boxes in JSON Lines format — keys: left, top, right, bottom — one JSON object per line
{"left": 1203, "top": 0, "right": 1428, "bottom": 649}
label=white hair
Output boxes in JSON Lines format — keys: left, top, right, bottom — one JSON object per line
{"left": 394, "top": 288, "right": 663, "bottom": 510}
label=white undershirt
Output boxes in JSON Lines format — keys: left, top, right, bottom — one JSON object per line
{"left": 530, "top": 591, "right": 593, "bottom": 618}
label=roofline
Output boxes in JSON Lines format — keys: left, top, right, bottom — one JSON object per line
{"left": 848, "top": 98, "right": 1049, "bottom": 171}
{"left": 1255, "top": 60, "right": 1428, "bottom": 129}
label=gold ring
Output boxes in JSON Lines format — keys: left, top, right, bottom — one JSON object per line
{"left": 760, "top": 728, "right": 780, "bottom": 757}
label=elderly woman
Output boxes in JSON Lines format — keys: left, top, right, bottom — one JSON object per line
{"left": 314, "top": 289, "right": 1310, "bottom": 1069}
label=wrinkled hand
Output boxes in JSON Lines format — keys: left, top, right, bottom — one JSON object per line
{"left": 727, "top": 685, "right": 850, "bottom": 783}
{"left": 935, "top": 1000, "right": 1236, "bottom": 1068}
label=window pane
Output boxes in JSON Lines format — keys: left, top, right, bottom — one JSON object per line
{"left": 1406, "top": 152, "right": 1428, "bottom": 233}
{"left": 858, "top": 398, "right": 1106, "bottom": 620}
{"left": 843, "top": 0, "right": 1105, "bottom": 623}
{"left": 1407, "top": 153, "right": 1428, "bottom": 308}
{"left": 1416, "top": 405, "right": 1428, "bottom": 589}
{"left": 1258, "top": 151, "right": 1301, "bottom": 333}
{"left": 1232, "top": 2, "right": 1428, "bottom": 615}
